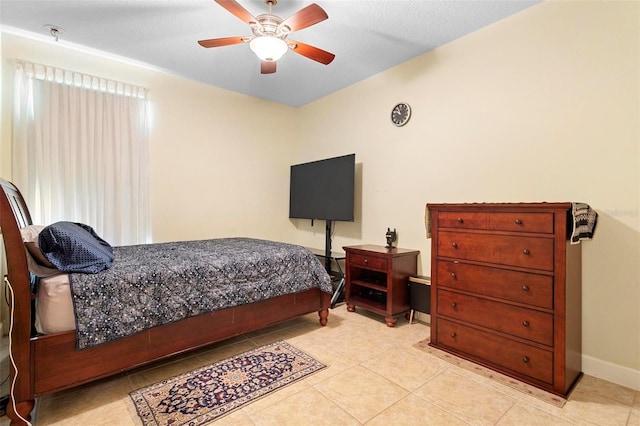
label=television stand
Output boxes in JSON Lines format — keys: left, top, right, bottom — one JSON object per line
{"left": 307, "top": 220, "right": 347, "bottom": 308}
{"left": 309, "top": 246, "right": 346, "bottom": 309}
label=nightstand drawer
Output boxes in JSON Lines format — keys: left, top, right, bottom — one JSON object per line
{"left": 436, "top": 318, "right": 553, "bottom": 384}
{"left": 437, "top": 261, "right": 553, "bottom": 309}
{"left": 437, "top": 231, "right": 554, "bottom": 271}
{"left": 438, "top": 212, "right": 487, "bottom": 230}
{"left": 349, "top": 253, "right": 388, "bottom": 271}
{"left": 488, "top": 212, "right": 554, "bottom": 234}
{"left": 437, "top": 289, "right": 553, "bottom": 345}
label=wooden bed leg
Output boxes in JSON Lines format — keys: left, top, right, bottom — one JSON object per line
{"left": 318, "top": 308, "right": 329, "bottom": 326}
{"left": 7, "top": 398, "right": 35, "bottom": 426}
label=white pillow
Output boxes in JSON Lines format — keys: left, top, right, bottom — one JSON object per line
{"left": 19, "top": 225, "right": 61, "bottom": 277}
{"left": 19, "top": 225, "right": 45, "bottom": 242}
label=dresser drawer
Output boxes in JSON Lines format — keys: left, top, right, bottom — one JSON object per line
{"left": 437, "top": 261, "right": 553, "bottom": 309}
{"left": 437, "top": 231, "right": 554, "bottom": 271}
{"left": 437, "top": 289, "right": 553, "bottom": 345}
{"left": 488, "top": 212, "right": 554, "bottom": 234}
{"left": 436, "top": 318, "right": 553, "bottom": 384}
{"left": 348, "top": 253, "right": 388, "bottom": 271}
{"left": 438, "top": 212, "right": 487, "bottom": 230}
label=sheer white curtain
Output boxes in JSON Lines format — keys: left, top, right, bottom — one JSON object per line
{"left": 12, "top": 60, "right": 151, "bottom": 246}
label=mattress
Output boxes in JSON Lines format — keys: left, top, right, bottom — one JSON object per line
{"left": 35, "top": 274, "right": 75, "bottom": 334}
{"left": 34, "top": 238, "right": 332, "bottom": 345}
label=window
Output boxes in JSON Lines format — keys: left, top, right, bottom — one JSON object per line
{"left": 13, "top": 61, "right": 151, "bottom": 245}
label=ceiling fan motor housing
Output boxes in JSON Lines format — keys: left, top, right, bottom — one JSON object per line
{"left": 252, "top": 14, "right": 290, "bottom": 38}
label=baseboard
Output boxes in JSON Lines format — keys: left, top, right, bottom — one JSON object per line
{"left": 582, "top": 354, "right": 640, "bottom": 391}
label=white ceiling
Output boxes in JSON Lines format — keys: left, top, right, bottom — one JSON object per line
{"left": 0, "top": 0, "right": 540, "bottom": 107}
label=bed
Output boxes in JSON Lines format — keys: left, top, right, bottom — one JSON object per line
{"left": 0, "top": 179, "right": 332, "bottom": 425}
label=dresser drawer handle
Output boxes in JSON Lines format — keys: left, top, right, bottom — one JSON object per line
{"left": 515, "top": 219, "right": 522, "bottom": 225}
{"left": 363, "top": 259, "right": 368, "bottom": 264}
{"left": 523, "top": 249, "right": 530, "bottom": 255}
{"left": 522, "top": 321, "right": 530, "bottom": 327}
{"left": 450, "top": 332, "right": 457, "bottom": 338}
{"left": 522, "top": 285, "right": 530, "bottom": 292}
{"left": 457, "top": 217, "right": 463, "bottom": 223}
{"left": 522, "top": 356, "right": 530, "bottom": 363}
{"left": 451, "top": 242, "right": 458, "bottom": 249}
{"left": 450, "top": 302, "right": 457, "bottom": 308}
{"left": 450, "top": 272, "right": 456, "bottom": 279}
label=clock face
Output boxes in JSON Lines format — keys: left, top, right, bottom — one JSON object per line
{"left": 391, "top": 102, "right": 411, "bottom": 127}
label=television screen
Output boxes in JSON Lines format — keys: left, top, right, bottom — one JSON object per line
{"left": 289, "top": 153, "right": 355, "bottom": 222}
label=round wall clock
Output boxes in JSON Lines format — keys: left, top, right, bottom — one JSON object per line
{"left": 391, "top": 102, "right": 411, "bottom": 127}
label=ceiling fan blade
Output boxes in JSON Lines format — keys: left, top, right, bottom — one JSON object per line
{"left": 198, "top": 36, "right": 247, "bottom": 48}
{"left": 261, "top": 61, "right": 277, "bottom": 74}
{"left": 214, "top": 0, "right": 258, "bottom": 25}
{"left": 288, "top": 40, "right": 335, "bottom": 65}
{"left": 280, "top": 3, "right": 328, "bottom": 32}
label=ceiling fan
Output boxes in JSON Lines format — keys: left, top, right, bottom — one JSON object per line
{"left": 198, "top": 0, "right": 335, "bottom": 74}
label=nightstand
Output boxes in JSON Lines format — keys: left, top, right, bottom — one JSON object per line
{"left": 343, "top": 245, "right": 419, "bottom": 327}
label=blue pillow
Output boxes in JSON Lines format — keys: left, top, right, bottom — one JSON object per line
{"left": 38, "top": 221, "right": 114, "bottom": 274}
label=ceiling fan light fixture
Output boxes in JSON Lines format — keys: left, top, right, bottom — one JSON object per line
{"left": 249, "top": 36, "right": 288, "bottom": 62}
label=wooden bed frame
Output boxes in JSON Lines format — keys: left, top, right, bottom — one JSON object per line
{"left": 0, "top": 179, "right": 331, "bottom": 425}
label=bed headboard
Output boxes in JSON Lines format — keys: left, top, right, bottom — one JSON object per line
{"left": 0, "top": 179, "right": 36, "bottom": 413}
{"left": 0, "top": 179, "right": 32, "bottom": 229}
{"left": 0, "top": 178, "right": 32, "bottom": 285}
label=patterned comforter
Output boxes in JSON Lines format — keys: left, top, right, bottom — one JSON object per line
{"left": 68, "top": 238, "right": 332, "bottom": 349}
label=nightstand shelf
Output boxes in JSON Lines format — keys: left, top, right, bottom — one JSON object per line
{"left": 351, "top": 279, "right": 387, "bottom": 292}
{"left": 343, "top": 244, "right": 419, "bottom": 327}
{"left": 348, "top": 294, "right": 386, "bottom": 313}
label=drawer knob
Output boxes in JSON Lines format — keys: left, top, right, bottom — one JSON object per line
{"left": 450, "top": 272, "right": 456, "bottom": 279}
{"left": 522, "top": 356, "right": 530, "bottom": 363}
{"left": 457, "top": 217, "right": 464, "bottom": 223}
{"left": 450, "top": 332, "right": 457, "bottom": 338}
{"left": 450, "top": 302, "right": 457, "bottom": 308}
{"left": 522, "top": 320, "right": 530, "bottom": 327}
{"left": 522, "top": 285, "right": 530, "bottom": 292}
{"left": 364, "top": 259, "right": 368, "bottom": 264}
{"left": 451, "top": 242, "right": 458, "bottom": 249}
{"left": 515, "top": 219, "right": 522, "bottom": 225}
{"left": 523, "top": 249, "right": 530, "bottom": 255}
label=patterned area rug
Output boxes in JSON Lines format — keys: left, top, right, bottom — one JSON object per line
{"left": 414, "top": 338, "right": 567, "bottom": 408}
{"left": 129, "top": 341, "right": 326, "bottom": 425}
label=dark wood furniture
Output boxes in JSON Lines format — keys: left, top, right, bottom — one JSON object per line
{"left": 408, "top": 275, "right": 431, "bottom": 323}
{"left": 343, "top": 244, "right": 419, "bottom": 327}
{"left": 0, "top": 179, "right": 331, "bottom": 425}
{"left": 427, "top": 202, "right": 582, "bottom": 397}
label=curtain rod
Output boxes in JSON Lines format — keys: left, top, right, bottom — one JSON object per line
{"left": 15, "top": 59, "right": 149, "bottom": 99}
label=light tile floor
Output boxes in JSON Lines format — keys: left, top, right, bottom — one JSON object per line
{"left": 1, "top": 304, "right": 639, "bottom": 425}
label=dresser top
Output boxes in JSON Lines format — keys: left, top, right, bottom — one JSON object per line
{"left": 427, "top": 202, "right": 572, "bottom": 211}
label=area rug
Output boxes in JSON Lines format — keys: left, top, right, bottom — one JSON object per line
{"left": 129, "top": 341, "right": 326, "bottom": 425}
{"left": 414, "top": 338, "right": 567, "bottom": 408}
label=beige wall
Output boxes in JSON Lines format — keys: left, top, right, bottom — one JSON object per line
{"left": 1, "top": 0, "right": 638, "bottom": 389}
{"left": 147, "top": 73, "right": 297, "bottom": 243}
{"left": 295, "top": 0, "right": 639, "bottom": 388}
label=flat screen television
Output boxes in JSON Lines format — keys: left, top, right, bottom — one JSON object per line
{"left": 289, "top": 153, "right": 355, "bottom": 222}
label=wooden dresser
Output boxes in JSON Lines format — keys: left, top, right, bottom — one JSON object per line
{"left": 427, "top": 203, "right": 582, "bottom": 397}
